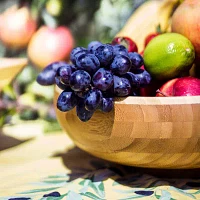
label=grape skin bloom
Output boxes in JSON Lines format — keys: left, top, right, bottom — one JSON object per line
{"left": 57, "top": 91, "right": 77, "bottom": 112}
{"left": 69, "top": 70, "right": 91, "bottom": 92}
{"left": 128, "top": 52, "right": 144, "bottom": 69}
{"left": 113, "top": 44, "right": 129, "bottom": 56}
{"left": 70, "top": 47, "right": 88, "bottom": 64}
{"left": 126, "top": 69, "right": 152, "bottom": 88}
{"left": 92, "top": 68, "right": 114, "bottom": 91}
{"left": 110, "top": 55, "right": 131, "bottom": 75}
{"left": 99, "top": 97, "right": 114, "bottom": 112}
{"left": 37, "top": 61, "right": 68, "bottom": 85}
{"left": 94, "top": 44, "right": 114, "bottom": 66}
{"left": 56, "top": 63, "right": 75, "bottom": 85}
{"left": 88, "top": 41, "right": 102, "bottom": 54}
{"left": 76, "top": 99, "right": 94, "bottom": 122}
{"left": 114, "top": 75, "right": 132, "bottom": 97}
{"left": 84, "top": 88, "right": 102, "bottom": 111}
{"left": 76, "top": 53, "right": 100, "bottom": 75}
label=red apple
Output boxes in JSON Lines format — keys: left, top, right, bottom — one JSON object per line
{"left": 144, "top": 32, "right": 159, "bottom": 47}
{"left": 173, "top": 76, "right": 200, "bottom": 96}
{"left": 156, "top": 76, "right": 200, "bottom": 97}
{"left": 171, "top": 0, "right": 200, "bottom": 61}
{"left": 112, "top": 36, "right": 138, "bottom": 52}
{"left": 156, "top": 78, "right": 178, "bottom": 97}
{"left": 0, "top": 5, "right": 37, "bottom": 49}
{"left": 27, "top": 25, "right": 74, "bottom": 69}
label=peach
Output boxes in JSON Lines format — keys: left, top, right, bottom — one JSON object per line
{"left": 27, "top": 25, "right": 74, "bottom": 69}
{"left": 171, "top": 0, "right": 200, "bottom": 61}
{"left": 0, "top": 5, "right": 37, "bottom": 49}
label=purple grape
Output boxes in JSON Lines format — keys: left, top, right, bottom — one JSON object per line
{"left": 92, "top": 68, "right": 114, "bottom": 91}
{"left": 110, "top": 55, "right": 131, "bottom": 75}
{"left": 114, "top": 75, "right": 131, "bottom": 96}
{"left": 94, "top": 44, "right": 114, "bottom": 66}
{"left": 76, "top": 99, "right": 94, "bottom": 122}
{"left": 36, "top": 61, "right": 67, "bottom": 85}
{"left": 113, "top": 44, "right": 128, "bottom": 56}
{"left": 74, "top": 90, "right": 89, "bottom": 99}
{"left": 84, "top": 88, "right": 102, "bottom": 111}
{"left": 102, "top": 86, "right": 114, "bottom": 98}
{"left": 128, "top": 52, "right": 144, "bottom": 69}
{"left": 76, "top": 53, "right": 100, "bottom": 75}
{"left": 70, "top": 47, "right": 88, "bottom": 64}
{"left": 99, "top": 97, "right": 114, "bottom": 112}
{"left": 69, "top": 70, "right": 91, "bottom": 91}
{"left": 73, "top": 50, "right": 88, "bottom": 63}
{"left": 88, "top": 41, "right": 102, "bottom": 53}
{"left": 57, "top": 90, "right": 77, "bottom": 112}
{"left": 37, "top": 69, "right": 56, "bottom": 86}
{"left": 132, "top": 69, "right": 152, "bottom": 87}
{"left": 125, "top": 69, "right": 151, "bottom": 88}
{"left": 56, "top": 63, "right": 75, "bottom": 85}
{"left": 123, "top": 72, "right": 140, "bottom": 88}
{"left": 55, "top": 76, "right": 69, "bottom": 90}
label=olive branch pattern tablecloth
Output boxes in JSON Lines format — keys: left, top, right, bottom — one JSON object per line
{"left": 4, "top": 168, "right": 200, "bottom": 200}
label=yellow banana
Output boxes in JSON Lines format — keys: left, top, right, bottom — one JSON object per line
{"left": 157, "top": 0, "right": 180, "bottom": 32}
{"left": 115, "top": 0, "right": 180, "bottom": 53}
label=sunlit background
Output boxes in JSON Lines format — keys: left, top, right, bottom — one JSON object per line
{"left": 0, "top": 0, "right": 146, "bottom": 139}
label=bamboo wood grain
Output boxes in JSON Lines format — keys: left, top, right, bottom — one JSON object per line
{"left": 54, "top": 86, "right": 200, "bottom": 169}
{"left": 0, "top": 57, "right": 28, "bottom": 91}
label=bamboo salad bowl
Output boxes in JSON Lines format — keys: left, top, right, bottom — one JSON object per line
{"left": 54, "top": 86, "right": 200, "bottom": 169}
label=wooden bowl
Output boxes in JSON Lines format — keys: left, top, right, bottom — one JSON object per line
{"left": 0, "top": 58, "right": 28, "bottom": 92}
{"left": 54, "top": 86, "right": 200, "bottom": 169}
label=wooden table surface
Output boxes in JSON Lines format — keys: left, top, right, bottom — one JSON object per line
{"left": 1, "top": 127, "right": 200, "bottom": 200}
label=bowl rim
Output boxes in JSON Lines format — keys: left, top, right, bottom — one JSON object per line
{"left": 114, "top": 95, "right": 200, "bottom": 105}
{"left": 55, "top": 86, "right": 200, "bottom": 106}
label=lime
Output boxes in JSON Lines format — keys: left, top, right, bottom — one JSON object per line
{"left": 143, "top": 33, "right": 195, "bottom": 80}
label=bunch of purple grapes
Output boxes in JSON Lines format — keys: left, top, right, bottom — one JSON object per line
{"left": 37, "top": 41, "right": 151, "bottom": 122}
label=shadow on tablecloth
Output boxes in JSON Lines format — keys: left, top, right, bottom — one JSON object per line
{"left": 53, "top": 146, "right": 200, "bottom": 187}
{"left": 0, "top": 130, "right": 30, "bottom": 151}
{"left": 4, "top": 145, "right": 200, "bottom": 200}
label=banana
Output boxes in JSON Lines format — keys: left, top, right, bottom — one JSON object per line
{"left": 115, "top": 0, "right": 180, "bottom": 53}
{"left": 157, "top": 0, "right": 180, "bottom": 32}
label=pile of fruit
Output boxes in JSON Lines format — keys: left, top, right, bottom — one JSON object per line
{"left": 37, "top": 0, "right": 200, "bottom": 122}
{"left": 37, "top": 42, "right": 151, "bottom": 121}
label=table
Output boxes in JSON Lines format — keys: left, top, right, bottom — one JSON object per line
{"left": 0, "top": 129, "right": 200, "bottom": 200}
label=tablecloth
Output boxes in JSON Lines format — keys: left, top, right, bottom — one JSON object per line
{"left": 0, "top": 130, "right": 200, "bottom": 200}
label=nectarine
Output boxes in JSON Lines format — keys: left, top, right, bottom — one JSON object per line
{"left": 0, "top": 5, "right": 37, "bottom": 49}
{"left": 27, "top": 26, "right": 74, "bottom": 69}
{"left": 171, "top": 0, "right": 200, "bottom": 60}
